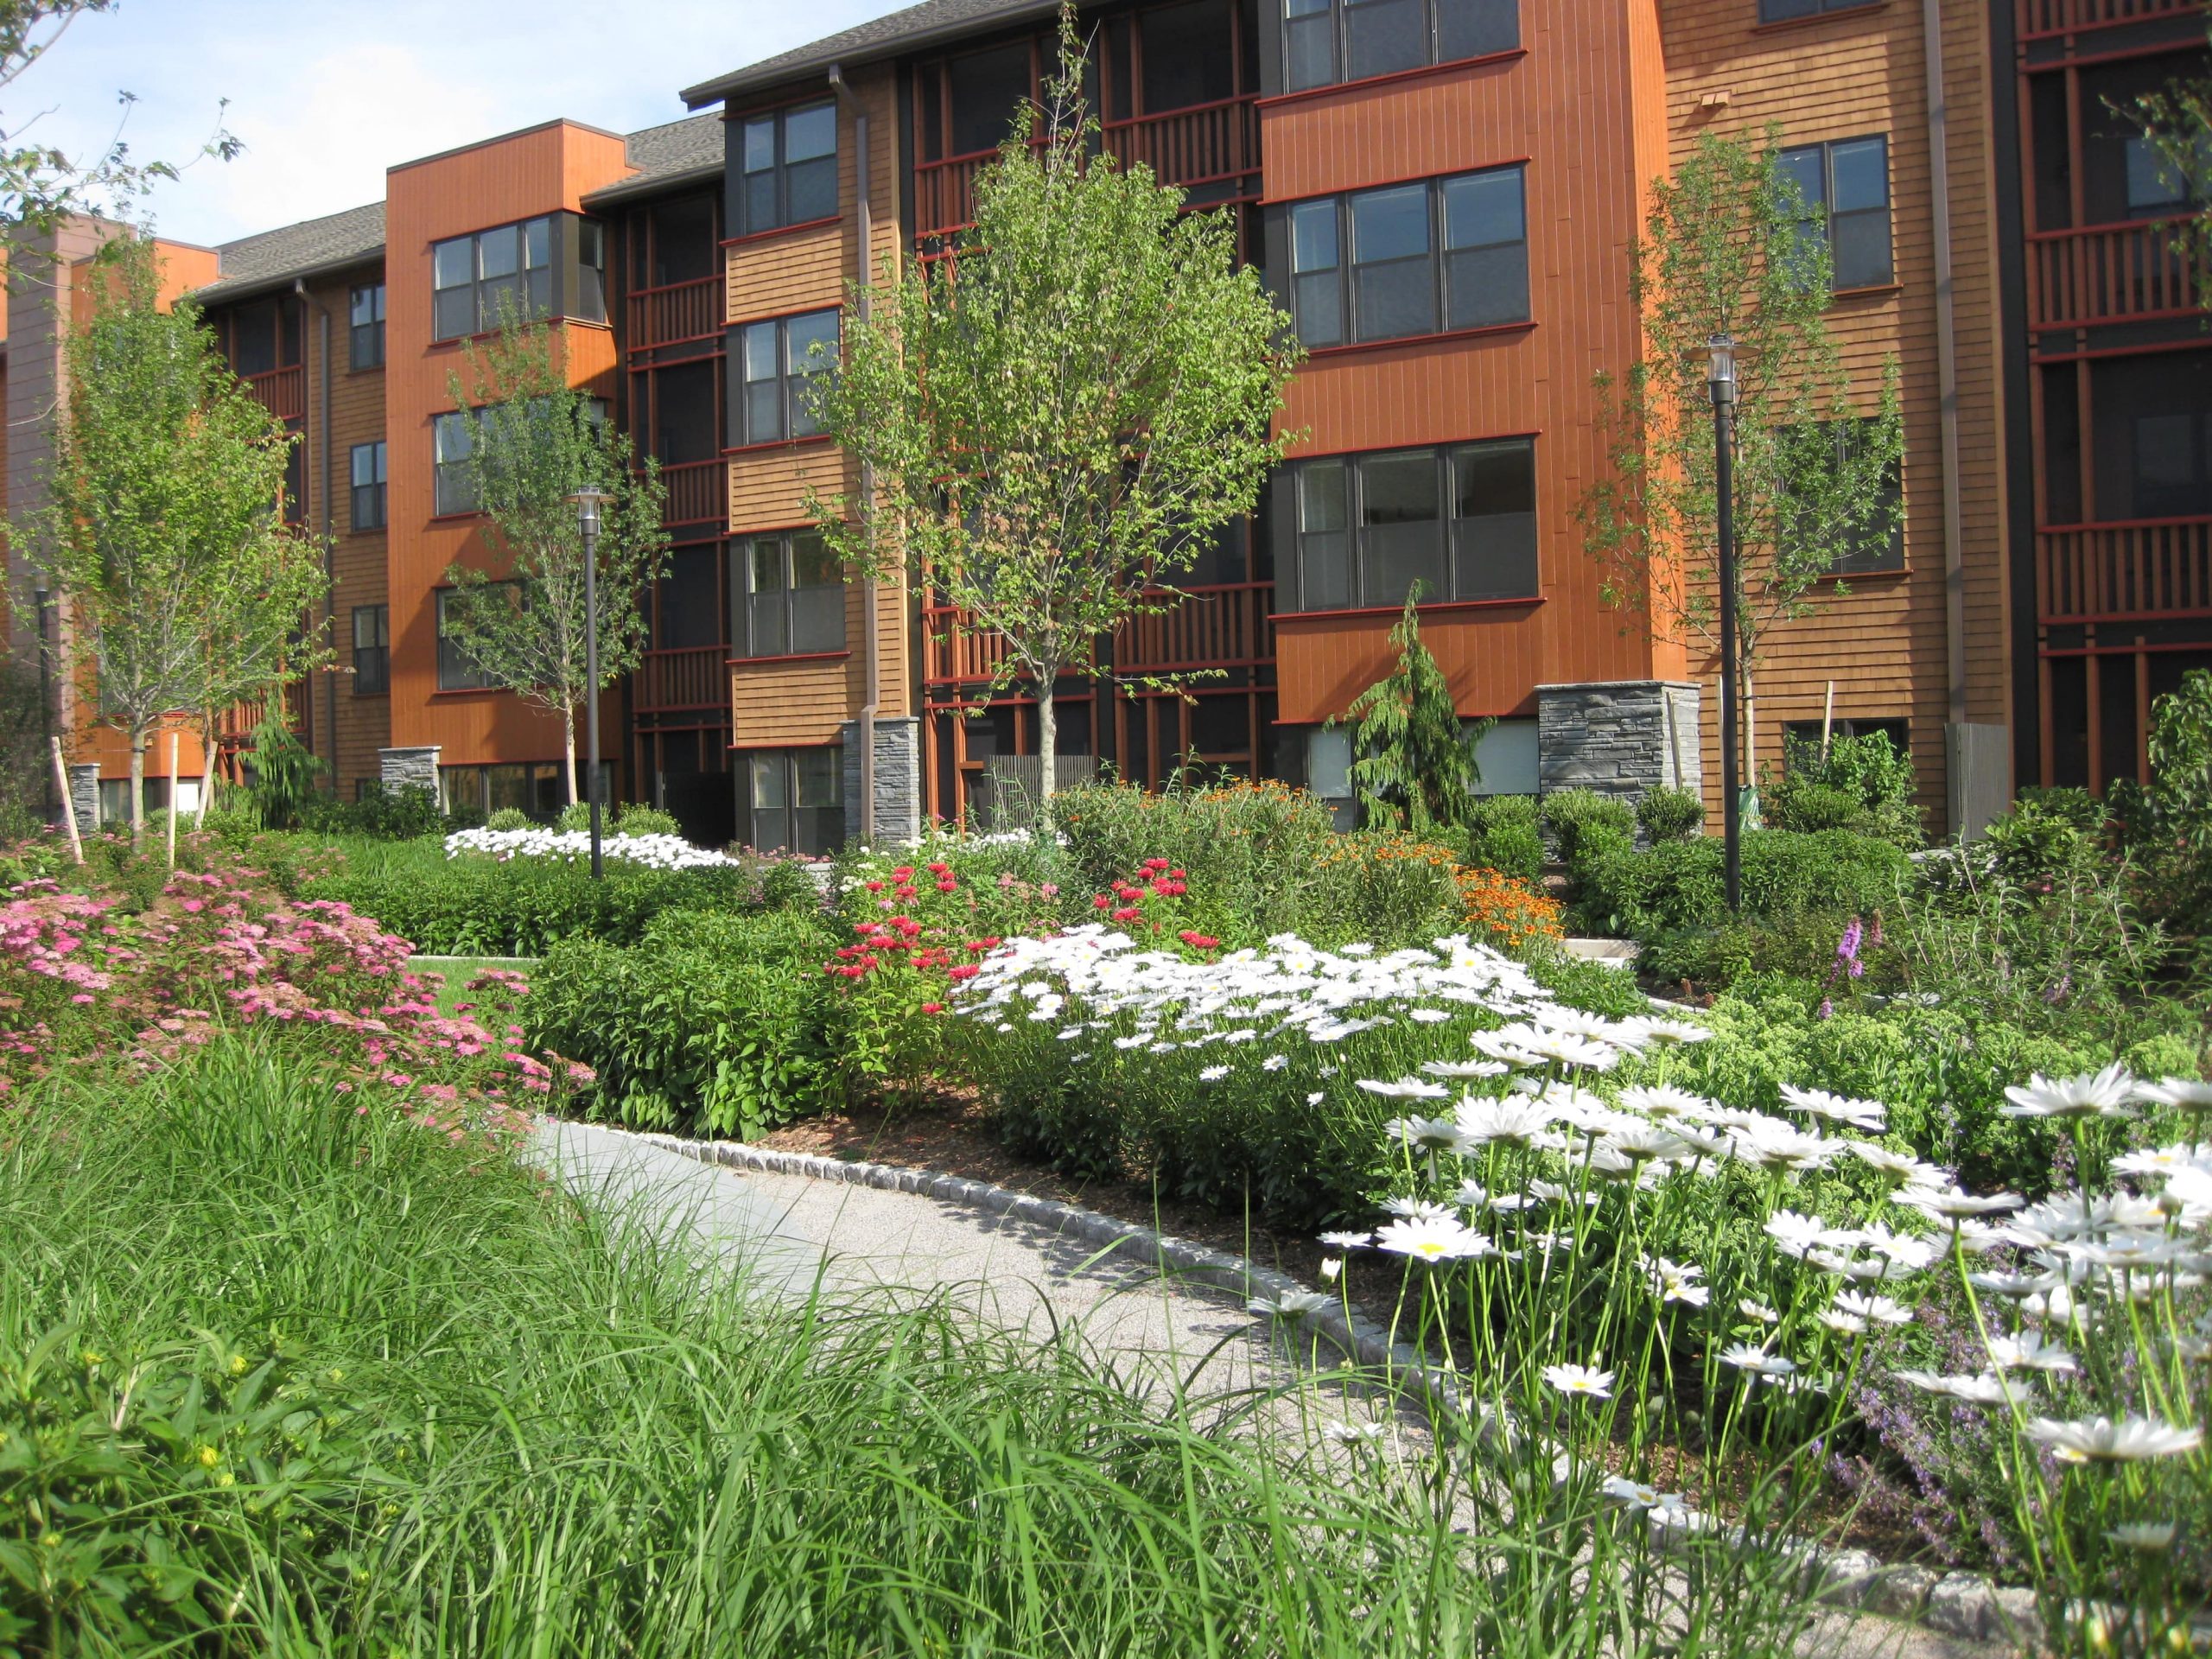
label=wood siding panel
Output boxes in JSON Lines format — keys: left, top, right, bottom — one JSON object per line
{"left": 730, "top": 655, "right": 851, "bottom": 745}
{"left": 726, "top": 220, "right": 843, "bottom": 321}
{"left": 729, "top": 443, "right": 848, "bottom": 529}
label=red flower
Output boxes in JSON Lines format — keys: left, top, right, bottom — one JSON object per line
{"left": 1093, "top": 893, "right": 1113, "bottom": 910}
{"left": 927, "top": 861, "right": 950, "bottom": 875}
{"left": 864, "top": 880, "right": 884, "bottom": 893}
{"left": 1178, "top": 931, "right": 1219, "bottom": 950}
{"left": 1111, "top": 906, "right": 1141, "bottom": 923}
{"left": 947, "top": 963, "right": 981, "bottom": 981}
{"left": 937, "top": 878, "right": 957, "bottom": 892}
{"left": 1141, "top": 858, "right": 1170, "bottom": 871}
{"left": 920, "top": 1001, "right": 945, "bottom": 1014}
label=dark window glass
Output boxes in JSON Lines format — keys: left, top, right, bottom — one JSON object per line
{"left": 948, "top": 42, "right": 1033, "bottom": 156}
{"left": 434, "top": 412, "right": 477, "bottom": 516}
{"left": 1290, "top": 200, "right": 1344, "bottom": 347}
{"left": 232, "top": 299, "right": 278, "bottom": 378}
{"left": 785, "top": 309, "right": 839, "bottom": 438}
{"left": 741, "top": 321, "right": 780, "bottom": 441}
{"left": 1791, "top": 420, "right": 1904, "bottom": 575}
{"left": 657, "top": 545, "right": 721, "bottom": 651}
{"left": 1351, "top": 182, "right": 1435, "bottom": 340}
{"left": 1777, "top": 137, "right": 1891, "bottom": 292}
{"left": 282, "top": 438, "right": 305, "bottom": 524}
{"left": 737, "top": 531, "right": 846, "bottom": 658}
{"left": 1283, "top": 0, "right": 1337, "bottom": 90}
{"left": 1344, "top": 0, "right": 1425, "bottom": 80}
{"left": 435, "top": 589, "right": 493, "bottom": 690}
{"left": 741, "top": 747, "right": 844, "bottom": 855}
{"left": 1359, "top": 450, "right": 1444, "bottom": 605}
{"left": 650, "top": 360, "right": 718, "bottom": 467}
{"left": 918, "top": 66, "right": 946, "bottom": 162}
{"left": 1286, "top": 439, "right": 1538, "bottom": 610}
{"left": 1441, "top": 168, "right": 1528, "bottom": 327}
{"left": 574, "top": 218, "right": 607, "bottom": 323}
{"left": 1295, "top": 458, "right": 1351, "bottom": 610}
{"left": 1141, "top": 0, "right": 1235, "bottom": 111}
{"left": 1759, "top": 0, "right": 1876, "bottom": 17}
{"left": 1436, "top": 0, "right": 1518, "bottom": 60}
{"left": 349, "top": 440, "right": 387, "bottom": 531}
{"left": 1287, "top": 164, "right": 1525, "bottom": 346}
{"left": 734, "top": 308, "right": 839, "bottom": 443}
{"left": 351, "top": 604, "right": 389, "bottom": 695}
{"left": 1449, "top": 438, "right": 1537, "bottom": 598}
{"left": 1287, "top": 0, "right": 1516, "bottom": 92}
{"left": 646, "top": 195, "right": 716, "bottom": 285}
{"left": 431, "top": 216, "right": 555, "bottom": 340}
{"left": 348, "top": 283, "right": 385, "bottom": 369}
{"left": 736, "top": 101, "right": 839, "bottom": 236}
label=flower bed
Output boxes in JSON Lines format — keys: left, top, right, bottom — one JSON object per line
{"left": 445, "top": 826, "right": 748, "bottom": 870}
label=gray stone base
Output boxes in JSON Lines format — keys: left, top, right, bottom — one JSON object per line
{"left": 378, "top": 746, "right": 441, "bottom": 795}
{"left": 1536, "top": 680, "right": 1701, "bottom": 801}
{"left": 67, "top": 762, "right": 99, "bottom": 835}
{"left": 840, "top": 717, "right": 919, "bottom": 848}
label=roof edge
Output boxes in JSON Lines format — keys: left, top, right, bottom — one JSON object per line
{"left": 582, "top": 161, "right": 724, "bottom": 208}
{"left": 680, "top": 0, "right": 1062, "bottom": 107}
{"left": 194, "top": 246, "right": 386, "bottom": 307}
{"left": 391, "top": 116, "right": 627, "bottom": 175}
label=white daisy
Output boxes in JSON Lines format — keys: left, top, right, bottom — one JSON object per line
{"left": 1719, "top": 1344, "right": 1796, "bottom": 1377}
{"left": 1780, "top": 1084, "right": 1888, "bottom": 1134}
{"left": 2107, "top": 1522, "right": 2177, "bottom": 1553}
{"left": 1261, "top": 1054, "right": 1289, "bottom": 1071}
{"left": 1738, "top": 1299, "right": 1780, "bottom": 1325}
{"left": 1985, "top": 1332, "right": 2077, "bottom": 1373}
{"left": 1834, "top": 1290, "right": 1910, "bottom": 1326}
{"left": 1318, "top": 1230, "right": 1370, "bottom": 1249}
{"left": 2132, "top": 1077, "right": 2212, "bottom": 1115}
{"left": 2000, "top": 1065, "right": 2136, "bottom": 1121}
{"left": 1359, "top": 1077, "right": 1452, "bottom": 1102}
{"left": 1895, "top": 1370, "right": 2013, "bottom": 1404}
{"left": 1373, "top": 1216, "right": 1493, "bottom": 1263}
{"left": 2025, "top": 1415, "right": 2202, "bottom": 1463}
{"left": 1542, "top": 1363, "right": 1614, "bottom": 1400}
{"left": 1600, "top": 1476, "right": 1686, "bottom": 1514}
{"left": 1248, "top": 1289, "right": 1333, "bottom": 1322}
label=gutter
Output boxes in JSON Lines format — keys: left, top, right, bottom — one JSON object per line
{"left": 1923, "top": 0, "right": 1967, "bottom": 743}
{"left": 296, "top": 277, "right": 340, "bottom": 779}
{"left": 828, "top": 61, "right": 880, "bottom": 844}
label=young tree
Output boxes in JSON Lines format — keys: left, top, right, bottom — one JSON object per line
{"left": 1332, "top": 590, "right": 1492, "bottom": 835}
{"left": 1578, "top": 127, "right": 1904, "bottom": 781}
{"left": 808, "top": 13, "right": 1298, "bottom": 803}
{"left": 436, "top": 310, "right": 669, "bottom": 806}
{"left": 2126, "top": 43, "right": 2212, "bottom": 309}
{"left": 188, "top": 518, "right": 332, "bottom": 825}
{"left": 18, "top": 239, "right": 321, "bottom": 849}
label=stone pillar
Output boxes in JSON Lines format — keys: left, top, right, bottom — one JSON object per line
{"left": 378, "top": 746, "right": 441, "bottom": 795}
{"left": 840, "top": 716, "right": 920, "bottom": 849}
{"left": 1535, "top": 680, "right": 1702, "bottom": 802}
{"left": 67, "top": 763, "right": 100, "bottom": 836}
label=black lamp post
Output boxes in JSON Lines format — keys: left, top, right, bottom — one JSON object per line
{"left": 1708, "top": 334, "right": 1741, "bottom": 914}
{"left": 32, "top": 586, "right": 54, "bottom": 823}
{"left": 569, "top": 486, "right": 611, "bottom": 881}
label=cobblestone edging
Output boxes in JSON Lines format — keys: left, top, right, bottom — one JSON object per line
{"left": 592, "top": 1122, "right": 2133, "bottom": 1653}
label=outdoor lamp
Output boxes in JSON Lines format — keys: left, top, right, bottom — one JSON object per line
{"left": 1707, "top": 334, "right": 1737, "bottom": 407}
{"left": 567, "top": 487, "right": 613, "bottom": 880}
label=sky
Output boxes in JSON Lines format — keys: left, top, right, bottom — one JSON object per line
{"left": 9, "top": 0, "right": 906, "bottom": 249}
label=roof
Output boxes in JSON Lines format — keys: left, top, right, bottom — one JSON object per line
{"left": 583, "top": 112, "right": 726, "bottom": 207}
{"left": 195, "top": 200, "right": 386, "bottom": 304}
{"left": 681, "top": 0, "right": 1059, "bottom": 107}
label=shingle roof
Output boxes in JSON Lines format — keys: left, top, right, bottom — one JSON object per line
{"left": 195, "top": 200, "right": 386, "bottom": 303}
{"left": 583, "top": 112, "right": 726, "bottom": 206}
{"left": 681, "top": 0, "right": 1058, "bottom": 107}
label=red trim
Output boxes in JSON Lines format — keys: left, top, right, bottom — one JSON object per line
{"left": 1273, "top": 595, "right": 1542, "bottom": 624}
{"left": 729, "top": 517, "right": 825, "bottom": 537}
{"left": 427, "top": 511, "right": 484, "bottom": 524}
{"left": 1749, "top": 1, "right": 1889, "bottom": 35}
{"left": 2021, "top": 35, "right": 2207, "bottom": 73}
{"left": 2041, "top": 637, "right": 2212, "bottom": 657}
{"left": 427, "top": 687, "right": 508, "bottom": 700}
{"left": 721, "top": 214, "right": 841, "bottom": 250}
{"left": 730, "top": 650, "right": 851, "bottom": 667}
{"left": 2044, "top": 607, "right": 2212, "bottom": 626}
{"left": 2039, "top": 512, "right": 2212, "bottom": 533}
{"left": 725, "top": 736, "right": 851, "bottom": 752}
{"left": 2031, "top": 334, "right": 2212, "bottom": 365}
{"left": 626, "top": 330, "right": 726, "bottom": 358}
{"left": 1284, "top": 425, "right": 1541, "bottom": 461}
{"left": 629, "top": 275, "right": 721, "bottom": 300}
{"left": 1300, "top": 319, "right": 1536, "bottom": 359}
{"left": 1813, "top": 565, "right": 1910, "bottom": 585}
{"left": 1265, "top": 155, "right": 1531, "bottom": 207}
{"left": 722, "top": 434, "right": 838, "bottom": 457}
{"left": 1255, "top": 48, "right": 1527, "bottom": 111}
{"left": 2026, "top": 213, "right": 2205, "bottom": 242}
{"left": 2018, "top": 0, "right": 2200, "bottom": 42}
{"left": 428, "top": 316, "right": 612, "bottom": 351}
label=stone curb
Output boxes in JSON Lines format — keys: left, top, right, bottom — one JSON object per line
{"left": 572, "top": 1120, "right": 2107, "bottom": 1653}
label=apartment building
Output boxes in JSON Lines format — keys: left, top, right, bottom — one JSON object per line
{"left": 6, "top": 0, "right": 2204, "bottom": 849}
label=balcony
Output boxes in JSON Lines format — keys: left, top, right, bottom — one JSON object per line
{"left": 626, "top": 274, "right": 721, "bottom": 353}
{"left": 216, "top": 681, "right": 308, "bottom": 748}
{"left": 2028, "top": 220, "right": 2203, "bottom": 329}
{"left": 923, "top": 582, "right": 1274, "bottom": 686}
{"left": 2018, "top": 0, "right": 2201, "bottom": 38}
{"left": 658, "top": 458, "right": 725, "bottom": 528}
{"left": 2037, "top": 515, "right": 2212, "bottom": 622}
{"left": 242, "top": 365, "right": 304, "bottom": 423}
{"left": 633, "top": 645, "right": 728, "bottom": 714}
{"left": 913, "top": 96, "right": 1261, "bottom": 243}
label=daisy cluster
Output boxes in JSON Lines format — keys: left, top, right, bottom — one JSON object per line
{"left": 444, "top": 827, "right": 744, "bottom": 870}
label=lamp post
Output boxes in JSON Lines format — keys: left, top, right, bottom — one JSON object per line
{"left": 32, "top": 587, "right": 54, "bottom": 823}
{"left": 569, "top": 486, "right": 612, "bottom": 881}
{"left": 1708, "top": 334, "right": 1741, "bottom": 914}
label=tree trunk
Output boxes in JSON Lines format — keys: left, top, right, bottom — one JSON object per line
{"left": 196, "top": 712, "right": 219, "bottom": 826}
{"left": 1035, "top": 678, "right": 1057, "bottom": 814}
{"left": 1743, "top": 670, "right": 1758, "bottom": 785}
{"left": 128, "top": 731, "right": 146, "bottom": 854}
{"left": 563, "top": 707, "right": 579, "bottom": 808}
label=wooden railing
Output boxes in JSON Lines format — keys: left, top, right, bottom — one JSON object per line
{"left": 633, "top": 646, "right": 728, "bottom": 714}
{"left": 924, "top": 582, "right": 1275, "bottom": 684}
{"left": 658, "top": 458, "right": 725, "bottom": 527}
{"left": 2018, "top": 0, "right": 2199, "bottom": 37}
{"left": 217, "top": 682, "right": 308, "bottom": 747}
{"left": 2028, "top": 220, "right": 2203, "bottom": 328}
{"left": 242, "top": 365, "right": 304, "bottom": 423}
{"left": 2037, "top": 516, "right": 2212, "bottom": 623}
{"left": 626, "top": 274, "right": 721, "bottom": 352}
{"left": 913, "top": 95, "right": 1260, "bottom": 240}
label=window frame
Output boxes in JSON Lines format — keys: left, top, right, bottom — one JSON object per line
{"left": 737, "top": 746, "right": 845, "bottom": 855}
{"left": 430, "top": 213, "right": 592, "bottom": 342}
{"left": 349, "top": 440, "right": 387, "bottom": 531}
{"left": 435, "top": 587, "right": 498, "bottom": 691}
{"left": 432, "top": 411, "right": 477, "bottom": 517}
{"left": 1756, "top": 0, "right": 1879, "bottom": 22}
{"left": 1796, "top": 418, "right": 1905, "bottom": 577}
{"left": 348, "top": 283, "right": 386, "bottom": 369}
{"left": 1280, "top": 0, "right": 1518, "bottom": 94}
{"left": 734, "top": 99, "right": 839, "bottom": 237}
{"left": 730, "top": 308, "right": 841, "bottom": 445}
{"left": 351, "top": 603, "right": 390, "bottom": 696}
{"left": 1777, "top": 134, "right": 1893, "bottom": 293}
{"left": 1284, "top": 163, "right": 1529, "bottom": 348}
{"left": 732, "top": 529, "right": 847, "bottom": 658}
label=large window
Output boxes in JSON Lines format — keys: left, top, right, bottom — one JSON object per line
{"left": 349, "top": 283, "right": 385, "bottom": 369}
{"left": 433, "top": 412, "right": 476, "bottom": 516}
{"left": 1814, "top": 422, "right": 1905, "bottom": 575}
{"left": 440, "top": 761, "right": 610, "bottom": 822}
{"left": 732, "top": 309, "right": 839, "bottom": 443}
{"left": 734, "top": 531, "right": 844, "bottom": 658}
{"left": 1282, "top": 0, "right": 1516, "bottom": 93}
{"left": 433, "top": 216, "right": 552, "bottom": 340}
{"left": 1279, "top": 438, "right": 1537, "bottom": 611}
{"left": 435, "top": 588, "right": 495, "bottom": 690}
{"left": 350, "top": 441, "right": 386, "bottom": 531}
{"left": 740, "top": 747, "right": 843, "bottom": 855}
{"left": 1777, "top": 136, "right": 1891, "bottom": 292}
{"left": 1285, "top": 164, "right": 1526, "bottom": 347}
{"left": 736, "top": 100, "right": 837, "bottom": 235}
{"left": 351, "top": 604, "right": 389, "bottom": 696}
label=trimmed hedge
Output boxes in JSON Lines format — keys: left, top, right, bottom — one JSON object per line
{"left": 1569, "top": 827, "right": 1914, "bottom": 942}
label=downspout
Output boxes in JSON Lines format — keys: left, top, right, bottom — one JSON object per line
{"left": 828, "top": 61, "right": 880, "bottom": 843}
{"left": 296, "top": 276, "right": 339, "bottom": 782}
{"left": 1922, "top": 0, "right": 1968, "bottom": 778}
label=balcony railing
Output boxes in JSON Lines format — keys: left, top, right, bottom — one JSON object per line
{"left": 633, "top": 645, "right": 728, "bottom": 714}
{"left": 242, "top": 365, "right": 304, "bottom": 423}
{"left": 913, "top": 95, "right": 1261, "bottom": 241}
{"left": 924, "top": 582, "right": 1275, "bottom": 685}
{"left": 2037, "top": 515, "right": 2212, "bottom": 623}
{"left": 658, "top": 457, "right": 725, "bottom": 527}
{"left": 217, "top": 682, "right": 308, "bottom": 747}
{"left": 626, "top": 274, "right": 721, "bottom": 353}
{"left": 2018, "top": 0, "right": 2200, "bottom": 38}
{"left": 2028, "top": 220, "right": 2203, "bottom": 329}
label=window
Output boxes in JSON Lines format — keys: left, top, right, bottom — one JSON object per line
{"left": 349, "top": 283, "right": 385, "bottom": 369}
{"left": 740, "top": 747, "right": 844, "bottom": 855}
{"left": 433, "top": 412, "right": 475, "bottom": 516}
{"left": 737, "top": 100, "right": 837, "bottom": 235}
{"left": 432, "top": 215, "right": 552, "bottom": 340}
{"left": 1785, "top": 420, "right": 1904, "bottom": 575}
{"left": 1280, "top": 438, "right": 1537, "bottom": 611}
{"left": 734, "top": 531, "right": 844, "bottom": 658}
{"left": 572, "top": 219, "right": 607, "bottom": 324}
{"left": 1758, "top": 0, "right": 1878, "bottom": 18}
{"left": 223, "top": 294, "right": 303, "bottom": 379}
{"left": 350, "top": 441, "right": 387, "bottom": 531}
{"left": 435, "top": 588, "right": 494, "bottom": 690}
{"left": 1285, "top": 165, "right": 1528, "bottom": 347}
{"left": 351, "top": 604, "right": 389, "bottom": 695}
{"left": 1281, "top": 0, "right": 1516, "bottom": 93}
{"left": 1471, "top": 719, "right": 1538, "bottom": 795}
{"left": 1782, "top": 716, "right": 1910, "bottom": 758}
{"left": 439, "top": 761, "right": 609, "bottom": 821}
{"left": 732, "top": 308, "right": 839, "bottom": 443}
{"left": 1777, "top": 137, "right": 1891, "bottom": 292}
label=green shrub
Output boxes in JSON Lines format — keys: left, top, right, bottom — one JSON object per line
{"left": 1465, "top": 795, "right": 1544, "bottom": 883}
{"left": 486, "top": 806, "right": 533, "bottom": 831}
{"left": 245, "top": 713, "right": 324, "bottom": 831}
{"left": 526, "top": 908, "right": 836, "bottom": 1137}
{"left": 1541, "top": 789, "right": 1634, "bottom": 866}
{"left": 1635, "top": 785, "right": 1705, "bottom": 844}
{"left": 1764, "top": 730, "right": 1921, "bottom": 847}
{"left": 1570, "top": 827, "right": 1912, "bottom": 948}
{"left": 613, "top": 803, "right": 683, "bottom": 838}
{"left": 2113, "top": 667, "right": 2212, "bottom": 938}
{"left": 302, "top": 782, "right": 448, "bottom": 841}
{"left": 1301, "top": 833, "right": 1465, "bottom": 950}
{"left": 557, "top": 801, "right": 593, "bottom": 832}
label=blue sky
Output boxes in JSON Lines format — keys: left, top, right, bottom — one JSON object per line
{"left": 11, "top": 0, "right": 905, "bottom": 248}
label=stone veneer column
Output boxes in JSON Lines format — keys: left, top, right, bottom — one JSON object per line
{"left": 840, "top": 717, "right": 921, "bottom": 849}
{"left": 67, "top": 763, "right": 100, "bottom": 836}
{"left": 377, "top": 746, "right": 441, "bottom": 795}
{"left": 1535, "top": 681, "right": 1702, "bottom": 802}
